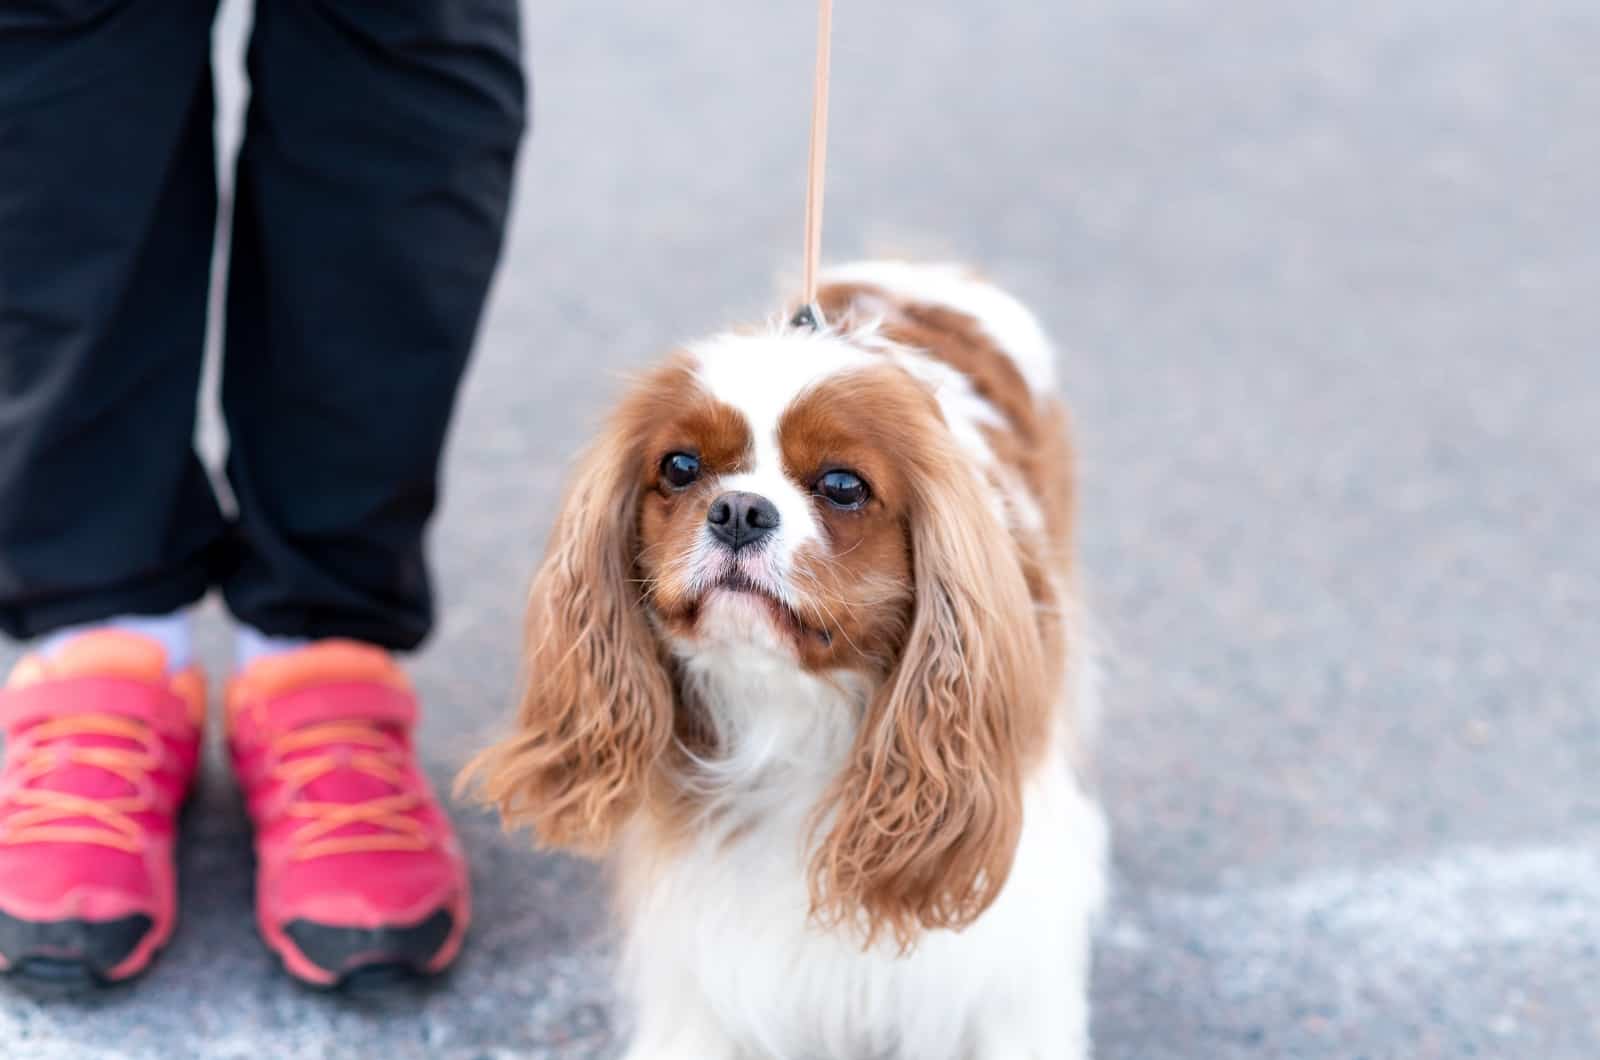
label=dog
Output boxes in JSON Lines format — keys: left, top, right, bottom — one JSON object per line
{"left": 467, "top": 261, "right": 1107, "bottom": 1059}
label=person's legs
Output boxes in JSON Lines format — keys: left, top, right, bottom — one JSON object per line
{"left": 221, "top": 0, "right": 526, "bottom": 652}
{"left": 219, "top": 0, "right": 524, "bottom": 984}
{"left": 0, "top": 0, "right": 218, "bottom": 982}
{"left": 0, "top": 0, "right": 226, "bottom": 644}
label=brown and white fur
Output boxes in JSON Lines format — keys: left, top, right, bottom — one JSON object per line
{"left": 468, "top": 262, "right": 1107, "bottom": 1059}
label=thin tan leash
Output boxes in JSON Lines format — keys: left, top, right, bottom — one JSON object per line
{"left": 791, "top": 0, "right": 833, "bottom": 330}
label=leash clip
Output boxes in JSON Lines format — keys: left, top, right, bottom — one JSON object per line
{"left": 789, "top": 303, "right": 824, "bottom": 330}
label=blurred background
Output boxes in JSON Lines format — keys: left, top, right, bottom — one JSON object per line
{"left": 2, "top": 0, "right": 1596, "bottom": 1057}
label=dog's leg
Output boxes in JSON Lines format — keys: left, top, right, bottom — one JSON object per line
{"left": 621, "top": 985, "right": 741, "bottom": 1060}
{"left": 621, "top": 1023, "right": 740, "bottom": 1060}
{"left": 966, "top": 814, "right": 1102, "bottom": 1060}
{"left": 968, "top": 985, "right": 1089, "bottom": 1060}
{"left": 964, "top": 901, "right": 1094, "bottom": 1060}
{"left": 621, "top": 1036, "right": 738, "bottom": 1060}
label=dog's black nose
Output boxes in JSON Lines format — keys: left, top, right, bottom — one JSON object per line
{"left": 706, "top": 491, "right": 780, "bottom": 551}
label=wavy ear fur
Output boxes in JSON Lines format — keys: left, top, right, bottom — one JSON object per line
{"left": 810, "top": 427, "right": 1049, "bottom": 950}
{"left": 461, "top": 417, "right": 674, "bottom": 854}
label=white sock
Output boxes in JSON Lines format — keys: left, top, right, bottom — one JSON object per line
{"left": 43, "top": 611, "right": 195, "bottom": 671}
{"left": 234, "top": 625, "right": 310, "bottom": 670}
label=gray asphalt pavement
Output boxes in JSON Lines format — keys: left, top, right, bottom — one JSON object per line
{"left": 3, "top": 1, "right": 1597, "bottom": 1057}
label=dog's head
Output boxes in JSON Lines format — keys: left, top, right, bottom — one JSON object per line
{"left": 467, "top": 319, "right": 1051, "bottom": 946}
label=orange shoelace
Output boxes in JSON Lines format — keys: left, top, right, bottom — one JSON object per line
{"left": 271, "top": 721, "right": 433, "bottom": 861}
{"left": 0, "top": 714, "right": 165, "bottom": 854}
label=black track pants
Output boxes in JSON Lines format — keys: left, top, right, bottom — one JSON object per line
{"left": 0, "top": 0, "right": 526, "bottom": 649}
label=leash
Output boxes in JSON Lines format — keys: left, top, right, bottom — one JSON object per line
{"left": 789, "top": 0, "right": 833, "bottom": 331}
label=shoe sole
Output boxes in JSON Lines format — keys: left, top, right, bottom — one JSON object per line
{"left": 266, "top": 904, "right": 465, "bottom": 989}
{"left": 0, "top": 910, "right": 159, "bottom": 985}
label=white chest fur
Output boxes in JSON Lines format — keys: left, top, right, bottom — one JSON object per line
{"left": 615, "top": 655, "right": 1107, "bottom": 1060}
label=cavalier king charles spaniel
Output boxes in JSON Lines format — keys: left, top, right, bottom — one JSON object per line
{"left": 468, "top": 262, "right": 1107, "bottom": 1060}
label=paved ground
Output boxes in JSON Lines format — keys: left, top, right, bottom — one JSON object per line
{"left": 3, "top": 0, "right": 1597, "bottom": 1057}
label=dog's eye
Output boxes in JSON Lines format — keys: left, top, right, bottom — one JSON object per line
{"left": 660, "top": 452, "right": 701, "bottom": 489}
{"left": 816, "top": 469, "right": 870, "bottom": 510}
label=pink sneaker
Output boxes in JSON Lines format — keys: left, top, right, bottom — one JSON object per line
{"left": 226, "top": 640, "right": 469, "bottom": 987}
{"left": 0, "top": 632, "right": 205, "bottom": 984}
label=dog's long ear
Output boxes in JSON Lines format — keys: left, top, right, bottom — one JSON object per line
{"left": 809, "top": 429, "right": 1048, "bottom": 950}
{"left": 461, "top": 416, "right": 674, "bottom": 854}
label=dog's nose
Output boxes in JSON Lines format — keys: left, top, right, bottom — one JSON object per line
{"left": 706, "top": 491, "right": 780, "bottom": 551}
